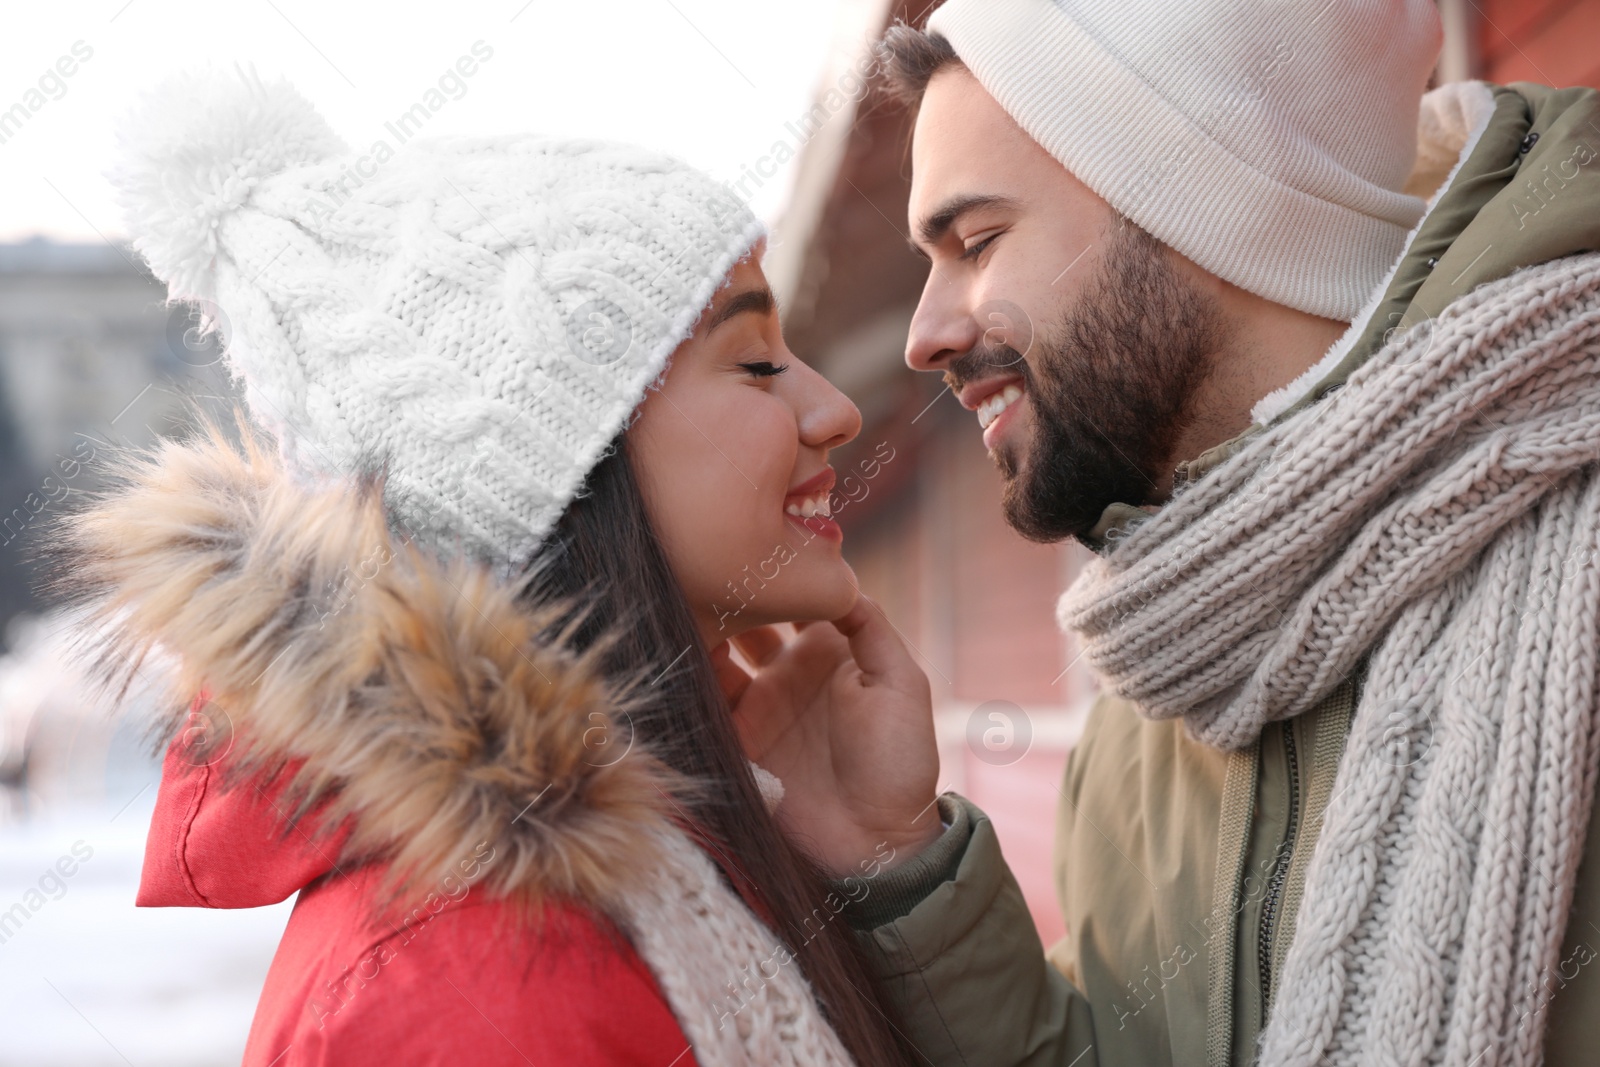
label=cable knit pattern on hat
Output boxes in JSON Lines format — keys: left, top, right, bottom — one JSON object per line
{"left": 1059, "top": 251, "right": 1600, "bottom": 1065}
{"left": 110, "top": 66, "right": 764, "bottom": 574}
{"left": 928, "top": 0, "right": 1443, "bottom": 320}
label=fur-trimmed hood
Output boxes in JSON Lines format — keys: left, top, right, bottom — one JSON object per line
{"left": 52, "top": 409, "right": 686, "bottom": 914}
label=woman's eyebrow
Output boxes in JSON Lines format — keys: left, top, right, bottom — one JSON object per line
{"left": 706, "top": 286, "right": 776, "bottom": 333}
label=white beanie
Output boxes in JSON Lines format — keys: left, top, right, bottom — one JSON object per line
{"left": 926, "top": 0, "right": 1444, "bottom": 321}
{"left": 110, "top": 67, "right": 763, "bottom": 569}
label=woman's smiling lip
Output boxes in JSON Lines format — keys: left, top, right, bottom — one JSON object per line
{"left": 785, "top": 468, "right": 836, "bottom": 499}
{"left": 784, "top": 467, "right": 842, "bottom": 542}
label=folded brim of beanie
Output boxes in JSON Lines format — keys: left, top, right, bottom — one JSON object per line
{"left": 928, "top": 0, "right": 1427, "bottom": 321}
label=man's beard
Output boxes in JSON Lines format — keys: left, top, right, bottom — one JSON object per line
{"left": 947, "top": 220, "right": 1224, "bottom": 545}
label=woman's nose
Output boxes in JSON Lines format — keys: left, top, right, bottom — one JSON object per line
{"left": 792, "top": 355, "right": 861, "bottom": 451}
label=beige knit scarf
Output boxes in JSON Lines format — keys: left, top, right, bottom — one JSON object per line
{"left": 1059, "top": 251, "right": 1600, "bottom": 1067}
{"left": 615, "top": 826, "right": 857, "bottom": 1067}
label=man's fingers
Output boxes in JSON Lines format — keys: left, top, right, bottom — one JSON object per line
{"left": 831, "top": 594, "right": 920, "bottom": 682}
{"left": 732, "top": 625, "right": 787, "bottom": 667}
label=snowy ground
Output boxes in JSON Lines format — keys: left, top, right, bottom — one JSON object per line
{"left": 0, "top": 778, "right": 291, "bottom": 1066}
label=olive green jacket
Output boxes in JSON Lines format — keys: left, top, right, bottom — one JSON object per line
{"left": 843, "top": 82, "right": 1600, "bottom": 1067}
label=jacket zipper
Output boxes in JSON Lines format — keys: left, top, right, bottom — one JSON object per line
{"left": 1258, "top": 719, "right": 1301, "bottom": 1019}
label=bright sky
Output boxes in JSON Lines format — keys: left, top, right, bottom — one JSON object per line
{"left": 0, "top": 0, "right": 877, "bottom": 244}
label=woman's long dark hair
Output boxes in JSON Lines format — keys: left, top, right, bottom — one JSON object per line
{"left": 520, "top": 435, "right": 918, "bottom": 1066}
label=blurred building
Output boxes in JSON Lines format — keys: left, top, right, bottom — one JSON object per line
{"left": 1448, "top": 0, "right": 1600, "bottom": 86}
{"left": 770, "top": 0, "right": 1600, "bottom": 942}
{"left": 0, "top": 238, "right": 235, "bottom": 634}
{"left": 0, "top": 237, "right": 235, "bottom": 816}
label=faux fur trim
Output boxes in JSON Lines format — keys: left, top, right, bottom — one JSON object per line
{"left": 47, "top": 406, "right": 685, "bottom": 914}
{"left": 1251, "top": 80, "right": 1499, "bottom": 426}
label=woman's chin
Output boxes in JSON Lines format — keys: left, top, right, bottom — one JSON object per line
{"left": 731, "top": 561, "right": 859, "bottom": 632}
{"left": 792, "top": 559, "right": 860, "bottom": 620}
{"left": 793, "top": 575, "right": 861, "bottom": 625}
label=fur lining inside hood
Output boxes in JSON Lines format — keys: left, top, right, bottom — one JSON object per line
{"left": 51, "top": 409, "right": 685, "bottom": 913}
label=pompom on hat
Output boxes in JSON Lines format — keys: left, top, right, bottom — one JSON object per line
{"left": 109, "top": 65, "right": 764, "bottom": 570}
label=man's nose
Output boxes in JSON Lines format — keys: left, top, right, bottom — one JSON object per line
{"left": 905, "top": 274, "right": 977, "bottom": 372}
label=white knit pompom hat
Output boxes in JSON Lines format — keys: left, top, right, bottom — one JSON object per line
{"left": 109, "top": 66, "right": 763, "bottom": 569}
{"left": 926, "top": 0, "right": 1444, "bottom": 321}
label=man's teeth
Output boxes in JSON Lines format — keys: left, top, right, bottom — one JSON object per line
{"left": 785, "top": 493, "right": 833, "bottom": 519}
{"left": 977, "top": 383, "right": 1024, "bottom": 430}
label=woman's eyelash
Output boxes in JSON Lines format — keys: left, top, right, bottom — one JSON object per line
{"left": 739, "top": 361, "right": 789, "bottom": 378}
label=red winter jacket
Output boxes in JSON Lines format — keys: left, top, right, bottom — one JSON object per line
{"left": 139, "top": 727, "right": 701, "bottom": 1066}
{"left": 64, "top": 427, "right": 787, "bottom": 1066}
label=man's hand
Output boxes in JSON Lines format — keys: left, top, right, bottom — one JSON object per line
{"left": 716, "top": 594, "right": 942, "bottom": 878}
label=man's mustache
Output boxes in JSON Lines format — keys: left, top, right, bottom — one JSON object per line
{"left": 943, "top": 343, "right": 1032, "bottom": 395}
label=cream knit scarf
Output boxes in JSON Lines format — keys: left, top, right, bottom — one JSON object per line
{"left": 615, "top": 826, "right": 856, "bottom": 1067}
{"left": 1059, "top": 250, "right": 1600, "bottom": 1067}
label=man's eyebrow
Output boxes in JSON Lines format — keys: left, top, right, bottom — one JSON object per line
{"left": 706, "top": 286, "right": 776, "bottom": 333}
{"left": 913, "top": 193, "right": 1021, "bottom": 251}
